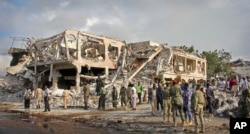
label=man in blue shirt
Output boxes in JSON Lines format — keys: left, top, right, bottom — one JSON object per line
{"left": 156, "top": 83, "right": 163, "bottom": 111}
{"left": 182, "top": 83, "right": 192, "bottom": 126}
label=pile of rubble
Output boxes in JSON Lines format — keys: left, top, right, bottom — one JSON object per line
{"left": 0, "top": 30, "right": 237, "bottom": 116}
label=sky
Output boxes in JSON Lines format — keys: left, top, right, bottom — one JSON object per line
{"left": 0, "top": 0, "right": 250, "bottom": 75}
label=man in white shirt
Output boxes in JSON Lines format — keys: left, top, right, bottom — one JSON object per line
{"left": 240, "top": 77, "right": 249, "bottom": 90}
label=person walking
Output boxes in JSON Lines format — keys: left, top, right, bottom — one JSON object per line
{"left": 162, "top": 82, "right": 171, "bottom": 122}
{"left": 136, "top": 81, "right": 143, "bottom": 104}
{"left": 119, "top": 84, "right": 127, "bottom": 110}
{"left": 43, "top": 85, "right": 50, "bottom": 112}
{"left": 34, "top": 88, "right": 43, "bottom": 109}
{"left": 182, "top": 83, "right": 193, "bottom": 126}
{"left": 192, "top": 85, "right": 206, "bottom": 133}
{"left": 112, "top": 86, "right": 118, "bottom": 109}
{"left": 24, "top": 88, "right": 32, "bottom": 111}
{"left": 170, "top": 79, "right": 185, "bottom": 127}
{"left": 62, "top": 89, "right": 73, "bottom": 110}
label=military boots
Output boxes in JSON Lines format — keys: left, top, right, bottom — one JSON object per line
{"left": 195, "top": 127, "right": 199, "bottom": 134}
{"left": 200, "top": 124, "right": 205, "bottom": 133}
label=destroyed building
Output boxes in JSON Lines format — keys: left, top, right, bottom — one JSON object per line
{"left": 2, "top": 30, "right": 207, "bottom": 105}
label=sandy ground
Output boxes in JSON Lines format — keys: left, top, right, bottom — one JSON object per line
{"left": 0, "top": 102, "right": 230, "bottom": 134}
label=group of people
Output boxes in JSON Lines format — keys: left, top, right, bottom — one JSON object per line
{"left": 23, "top": 85, "right": 51, "bottom": 112}
{"left": 146, "top": 79, "right": 212, "bottom": 133}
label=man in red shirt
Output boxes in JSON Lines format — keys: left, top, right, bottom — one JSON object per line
{"left": 229, "top": 77, "right": 237, "bottom": 91}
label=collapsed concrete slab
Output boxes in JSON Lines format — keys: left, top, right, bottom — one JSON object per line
{"left": 1, "top": 30, "right": 208, "bottom": 109}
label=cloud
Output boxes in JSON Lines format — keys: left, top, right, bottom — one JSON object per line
{"left": 0, "top": 0, "right": 249, "bottom": 62}
{"left": 81, "top": 17, "right": 100, "bottom": 31}
{"left": 0, "top": 54, "right": 11, "bottom": 76}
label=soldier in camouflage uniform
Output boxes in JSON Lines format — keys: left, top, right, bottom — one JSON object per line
{"left": 120, "top": 84, "right": 127, "bottom": 110}
{"left": 112, "top": 86, "right": 118, "bottom": 109}
{"left": 83, "top": 82, "right": 90, "bottom": 110}
{"left": 238, "top": 88, "right": 250, "bottom": 118}
{"left": 170, "top": 80, "right": 185, "bottom": 127}
{"left": 162, "top": 82, "right": 171, "bottom": 123}
{"left": 192, "top": 85, "right": 206, "bottom": 133}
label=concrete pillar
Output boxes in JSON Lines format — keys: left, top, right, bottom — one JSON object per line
{"left": 105, "top": 66, "right": 109, "bottom": 79}
{"left": 76, "top": 65, "right": 82, "bottom": 93}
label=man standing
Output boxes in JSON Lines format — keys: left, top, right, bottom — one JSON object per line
{"left": 44, "top": 85, "right": 50, "bottom": 112}
{"left": 131, "top": 89, "right": 137, "bottom": 110}
{"left": 136, "top": 81, "right": 143, "bottom": 104}
{"left": 156, "top": 83, "right": 163, "bottom": 111}
{"left": 98, "top": 85, "right": 106, "bottom": 110}
{"left": 62, "top": 89, "right": 73, "bottom": 110}
{"left": 150, "top": 83, "right": 157, "bottom": 115}
{"left": 192, "top": 85, "right": 206, "bottom": 133}
{"left": 206, "top": 83, "right": 215, "bottom": 118}
{"left": 237, "top": 88, "right": 250, "bottom": 118}
{"left": 120, "top": 84, "right": 127, "bottom": 110}
{"left": 147, "top": 81, "right": 153, "bottom": 104}
{"left": 240, "top": 77, "right": 249, "bottom": 90}
{"left": 182, "top": 83, "right": 193, "bottom": 126}
{"left": 96, "top": 75, "right": 103, "bottom": 96}
{"left": 112, "top": 86, "right": 118, "bottom": 109}
{"left": 126, "top": 83, "right": 133, "bottom": 109}
{"left": 34, "top": 88, "right": 43, "bottom": 109}
{"left": 162, "top": 82, "right": 171, "bottom": 122}
{"left": 24, "top": 88, "right": 32, "bottom": 111}
{"left": 83, "top": 82, "right": 90, "bottom": 110}
{"left": 170, "top": 80, "right": 185, "bottom": 127}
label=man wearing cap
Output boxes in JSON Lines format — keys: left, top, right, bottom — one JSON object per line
{"left": 170, "top": 79, "right": 185, "bottom": 127}
{"left": 192, "top": 85, "right": 206, "bottom": 133}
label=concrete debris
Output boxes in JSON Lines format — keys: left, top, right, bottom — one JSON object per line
{"left": 1, "top": 30, "right": 210, "bottom": 110}
{"left": 212, "top": 89, "right": 239, "bottom": 117}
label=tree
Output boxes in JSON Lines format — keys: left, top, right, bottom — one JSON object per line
{"left": 202, "top": 50, "right": 219, "bottom": 78}
{"left": 180, "top": 45, "right": 199, "bottom": 54}
{"left": 202, "top": 49, "right": 232, "bottom": 78}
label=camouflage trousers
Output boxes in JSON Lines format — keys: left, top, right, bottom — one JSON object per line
{"left": 113, "top": 99, "right": 118, "bottom": 109}
{"left": 163, "top": 99, "right": 171, "bottom": 121}
{"left": 194, "top": 104, "right": 205, "bottom": 133}
{"left": 84, "top": 96, "right": 89, "bottom": 108}
{"left": 172, "top": 103, "right": 184, "bottom": 125}
{"left": 120, "top": 96, "right": 127, "bottom": 107}
{"left": 98, "top": 95, "right": 106, "bottom": 110}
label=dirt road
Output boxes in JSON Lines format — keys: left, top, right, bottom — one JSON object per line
{"left": 0, "top": 102, "right": 230, "bottom": 134}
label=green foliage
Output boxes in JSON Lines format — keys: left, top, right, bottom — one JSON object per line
{"left": 202, "top": 49, "right": 232, "bottom": 78}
